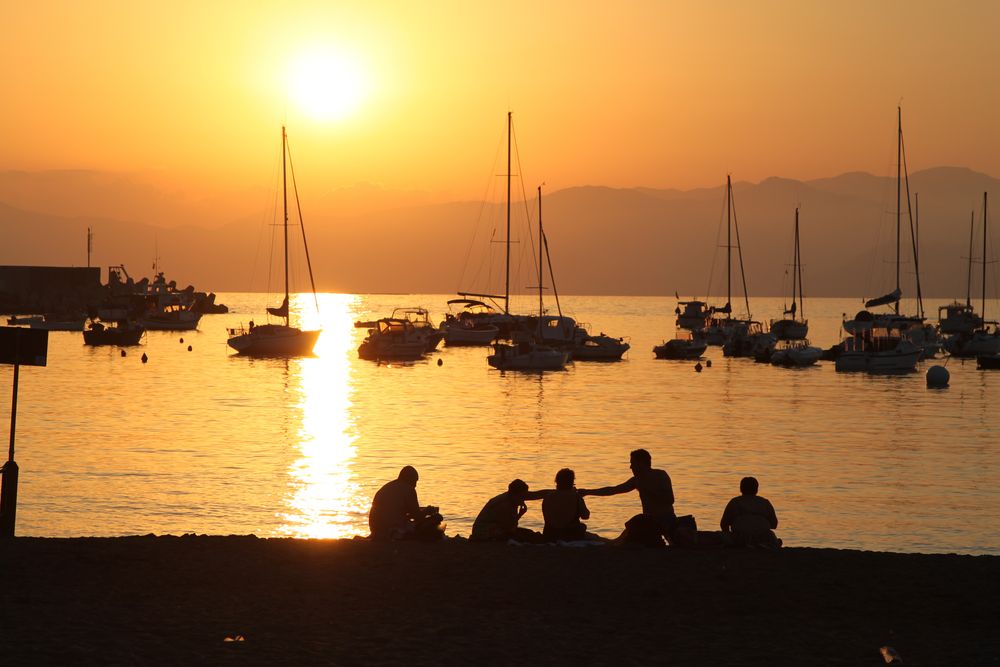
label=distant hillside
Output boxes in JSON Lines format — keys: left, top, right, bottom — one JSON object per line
{"left": 1, "top": 167, "right": 997, "bottom": 298}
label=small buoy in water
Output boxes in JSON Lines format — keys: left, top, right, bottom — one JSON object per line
{"left": 179, "top": 337, "right": 184, "bottom": 343}
{"left": 437, "top": 358, "right": 443, "bottom": 366}
{"left": 705, "top": 359, "right": 712, "bottom": 368}
{"left": 926, "top": 365, "right": 949, "bottom": 388}
{"left": 187, "top": 345, "right": 193, "bottom": 351}
{"left": 120, "top": 349, "right": 126, "bottom": 357}
{"left": 695, "top": 362, "right": 703, "bottom": 372}
{"left": 141, "top": 352, "right": 149, "bottom": 364}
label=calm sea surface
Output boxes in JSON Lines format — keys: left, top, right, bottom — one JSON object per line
{"left": 3, "top": 293, "right": 998, "bottom": 554}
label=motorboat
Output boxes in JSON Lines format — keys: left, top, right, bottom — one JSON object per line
{"left": 29, "top": 315, "right": 86, "bottom": 331}
{"left": 139, "top": 303, "right": 202, "bottom": 331}
{"left": 83, "top": 320, "right": 145, "bottom": 346}
{"left": 834, "top": 328, "right": 920, "bottom": 373}
{"left": 723, "top": 321, "right": 774, "bottom": 358}
{"left": 441, "top": 299, "right": 502, "bottom": 346}
{"left": 770, "top": 340, "right": 822, "bottom": 367}
{"left": 654, "top": 329, "right": 707, "bottom": 360}
{"left": 572, "top": 328, "right": 630, "bottom": 361}
{"left": 938, "top": 302, "right": 982, "bottom": 336}
{"left": 391, "top": 307, "right": 444, "bottom": 352}
{"left": 358, "top": 319, "right": 427, "bottom": 361}
{"left": 675, "top": 300, "right": 711, "bottom": 331}
{"left": 488, "top": 336, "right": 568, "bottom": 371}
{"left": 6, "top": 315, "right": 42, "bottom": 326}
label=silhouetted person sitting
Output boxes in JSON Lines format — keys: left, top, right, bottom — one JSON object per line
{"left": 542, "top": 468, "right": 592, "bottom": 542}
{"left": 471, "top": 479, "right": 549, "bottom": 543}
{"left": 720, "top": 476, "right": 780, "bottom": 548}
{"left": 368, "top": 466, "right": 444, "bottom": 541}
{"left": 580, "top": 449, "right": 676, "bottom": 547}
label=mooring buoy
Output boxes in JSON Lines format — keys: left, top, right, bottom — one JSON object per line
{"left": 926, "top": 365, "right": 949, "bottom": 388}
{"left": 141, "top": 353, "right": 149, "bottom": 364}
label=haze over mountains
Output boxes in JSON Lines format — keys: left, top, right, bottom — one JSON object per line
{"left": 1, "top": 167, "right": 997, "bottom": 300}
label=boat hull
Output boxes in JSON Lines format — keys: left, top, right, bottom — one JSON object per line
{"left": 487, "top": 344, "right": 567, "bottom": 370}
{"left": 653, "top": 339, "right": 707, "bottom": 360}
{"left": 444, "top": 324, "right": 499, "bottom": 346}
{"left": 83, "top": 326, "right": 145, "bottom": 346}
{"left": 228, "top": 326, "right": 320, "bottom": 356}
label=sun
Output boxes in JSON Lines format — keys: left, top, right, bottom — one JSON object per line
{"left": 288, "top": 49, "right": 367, "bottom": 121}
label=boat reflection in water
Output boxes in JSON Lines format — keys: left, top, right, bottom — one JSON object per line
{"left": 278, "top": 294, "right": 366, "bottom": 539}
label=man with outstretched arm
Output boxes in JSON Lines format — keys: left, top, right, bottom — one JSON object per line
{"left": 579, "top": 449, "right": 676, "bottom": 546}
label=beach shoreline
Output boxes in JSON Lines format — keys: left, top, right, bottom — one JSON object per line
{"left": 0, "top": 535, "right": 996, "bottom": 665}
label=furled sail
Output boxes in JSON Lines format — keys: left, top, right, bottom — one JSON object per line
{"left": 864, "top": 289, "right": 901, "bottom": 308}
{"left": 267, "top": 296, "right": 289, "bottom": 317}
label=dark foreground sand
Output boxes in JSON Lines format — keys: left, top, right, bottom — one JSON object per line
{"left": 0, "top": 536, "right": 997, "bottom": 665}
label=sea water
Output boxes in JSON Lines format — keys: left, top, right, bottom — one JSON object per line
{"left": 4, "top": 293, "right": 998, "bottom": 555}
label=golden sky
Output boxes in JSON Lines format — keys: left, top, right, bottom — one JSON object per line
{"left": 3, "top": 1, "right": 999, "bottom": 204}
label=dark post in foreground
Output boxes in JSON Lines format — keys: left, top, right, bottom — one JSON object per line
{"left": 0, "top": 327, "right": 48, "bottom": 538}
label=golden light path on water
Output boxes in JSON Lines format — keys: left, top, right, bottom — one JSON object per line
{"left": 277, "top": 294, "right": 365, "bottom": 538}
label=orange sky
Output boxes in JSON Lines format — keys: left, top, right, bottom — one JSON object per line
{"left": 3, "top": 1, "right": 999, "bottom": 205}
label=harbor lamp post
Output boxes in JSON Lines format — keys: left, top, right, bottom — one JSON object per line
{"left": 0, "top": 326, "right": 48, "bottom": 538}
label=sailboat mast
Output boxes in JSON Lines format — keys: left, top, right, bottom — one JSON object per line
{"left": 504, "top": 111, "right": 511, "bottom": 316}
{"left": 967, "top": 210, "right": 975, "bottom": 308}
{"left": 537, "top": 186, "right": 544, "bottom": 331}
{"left": 793, "top": 208, "right": 800, "bottom": 318}
{"left": 282, "top": 126, "right": 290, "bottom": 328}
{"left": 983, "top": 192, "right": 988, "bottom": 322}
{"left": 895, "top": 107, "right": 901, "bottom": 316}
{"left": 726, "top": 175, "right": 732, "bottom": 313}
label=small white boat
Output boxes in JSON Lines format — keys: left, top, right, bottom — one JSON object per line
{"left": 29, "top": 315, "right": 86, "bottom": 331}
{"left": 139, "top": 303, "right": 202, "bottom": 331}
{"left": 358, "top": 319, "right": 427, "bottom": 361}
{"left": 770, "top": 340, "right": 822, "bottom": 367}
{"left": 654, "top": 329, "right": 707, "bottom": 359}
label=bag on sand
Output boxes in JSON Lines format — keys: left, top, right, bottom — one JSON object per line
{"left": 667, "top": 515, "right": 698, "bottom": 548}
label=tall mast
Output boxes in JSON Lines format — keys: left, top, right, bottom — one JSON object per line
{"left": 537, "top": 186, "right": 544, "bottom": 330}
{"left": 726, "top": 174, "right": 732, "bottom": 313}
{"left": 282, "top": 126, "right": 290, "bottom": 328}
{"left": 983, "top": 192, "right": 988, "bottom": 322}
{"left": 895, "top": 107, "right": 901, "bottom": 315}
{"left": 504, "top": 111, "right": 511, "bottom": 315}
{"left": 967, "top": 210, "right": 975, "bottom": 308}
{"left": 793, "top": 208, "right": 800, "bottom": 318}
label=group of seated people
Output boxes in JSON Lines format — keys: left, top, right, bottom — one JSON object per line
{"left": 367, "top": 448, "right": 780, "bottom": 548}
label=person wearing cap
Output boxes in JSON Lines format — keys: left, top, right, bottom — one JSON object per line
{"left": 368, "top": 466, "right": 443, "bottom": 540}
{"left": 470, "top": 479, "right": 549, "bottom": 542}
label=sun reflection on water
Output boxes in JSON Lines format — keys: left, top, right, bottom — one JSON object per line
{"left": 277, "top": 293, "right": 366, "bottom": 538}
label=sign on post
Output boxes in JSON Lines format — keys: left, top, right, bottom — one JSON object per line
{"left": 1, "top": 326, "right": 50, "bottom": 537}
{"left": 0, "top": 327, "right": 49, "bottom": 366}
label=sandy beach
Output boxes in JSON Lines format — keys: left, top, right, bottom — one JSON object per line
{"left": 0, "top": 536, "right": 996, "bottom": 665}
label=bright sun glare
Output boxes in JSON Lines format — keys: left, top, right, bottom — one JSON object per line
{"left": 288, "top": 49, "right": 367, "bottom": 121}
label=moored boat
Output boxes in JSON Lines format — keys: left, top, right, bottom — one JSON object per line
{"left": 83, "top": 320, "right": 145, "bottom": 346}
{"left": 358, "top": 318, "right": 428, "bottom": 361}
{"left": 654, "top": 329, "right": 707, "bottom": 360}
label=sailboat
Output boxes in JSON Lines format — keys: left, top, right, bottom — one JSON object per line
{"left": 768, "top": 209, "right": 821, "bottom": 367}
{"left": 946, "top": 192, "right": 1000, "bottom": 358}
{"left": 227, "top": 127, "right": 321, "bottom": 356}
{"left": 841, "top": 108, "right": 935, "bottom": 360}
{"left": 488, "top": 185, "right": 568, "bottom": 371}
{"left": 938, "top": 211, "right": 984, "bottom": 335}
{"left": 770, "top": 208, "right": 808, "bottom": 341}
{"left": 444, "top": 112, "right": 520, "bottom": 344}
